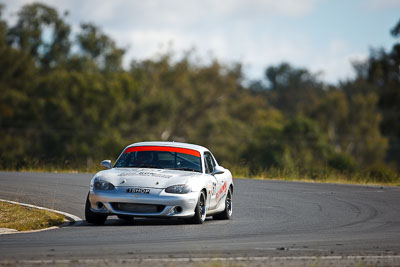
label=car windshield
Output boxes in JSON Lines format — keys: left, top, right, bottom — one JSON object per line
{"left": 114, "top": 146, "right": 202, "bottom": 173}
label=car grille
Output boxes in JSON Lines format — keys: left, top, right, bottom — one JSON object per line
{"left": 112, "top": 203, "right": 165, "bottom": 213}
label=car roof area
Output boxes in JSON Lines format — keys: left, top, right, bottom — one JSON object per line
{"left": 126, "top": 141, "right": 209, "bottom": 154}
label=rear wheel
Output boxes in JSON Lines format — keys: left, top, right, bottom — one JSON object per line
{"left": 213, "top": 187, "right": 233, "bottom": 220}
{"left": 188, "top": 191, "right": 206, "bottom": 224}
{"left": 85, "top": 193, "right": 107, "bottom": 225}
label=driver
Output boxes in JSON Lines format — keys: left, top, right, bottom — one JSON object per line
{"left": 135, "top": 151, "right": 155, "bottom": 165}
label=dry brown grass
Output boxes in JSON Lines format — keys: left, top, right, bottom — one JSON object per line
{"left": 0, "top": 202, "right": 64, "bottom": 231}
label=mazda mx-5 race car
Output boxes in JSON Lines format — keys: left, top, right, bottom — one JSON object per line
{"left": 85, "top": 141, "right": 233, "bottom": 224}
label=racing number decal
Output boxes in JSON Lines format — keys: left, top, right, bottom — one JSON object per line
{"left": 216, "top": 181, "right": 227, "bottom": 200}
{"left": 208, "top": 183, "right": 217, "bottom": 196}
{"left": 212, "top": 182, "right": 217, "bottom": 196}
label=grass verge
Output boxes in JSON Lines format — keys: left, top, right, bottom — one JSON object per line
{"left": 0, "top": 202, "right": 65, "bottom": 231}
{"left": 2, "top": 161, "right": 399, "bottom": 187}
{"left": 228, "top": 165, "right": 400, "bottom": 186}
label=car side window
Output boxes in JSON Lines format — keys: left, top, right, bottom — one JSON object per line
{"left": 204, "top": 152, "right": 215, "bottom": 174}
{"left": 204, "top": 155, "right": 210, "bottom": 174}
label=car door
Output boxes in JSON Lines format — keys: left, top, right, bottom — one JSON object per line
{"left": 204, "top": 152, "right": 225, "bottom": 210}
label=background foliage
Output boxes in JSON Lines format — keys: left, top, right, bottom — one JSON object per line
{"left": 0, "top": 3, "right": 399, "bottom": 182}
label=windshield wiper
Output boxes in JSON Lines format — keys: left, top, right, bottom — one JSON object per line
{"left": 169, "top": 167, "right": 201, "bottom": 173}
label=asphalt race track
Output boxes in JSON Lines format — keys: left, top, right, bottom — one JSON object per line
{"left": 0, "top": 171, "right": 399, "bottom": 264}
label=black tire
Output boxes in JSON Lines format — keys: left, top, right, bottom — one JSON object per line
{"left": 213, "top": 187, "right": 233, "bottom": 220}
{"left": 117, "top": 215, "right": 134, "bottom": 221}
{"left": 85, "top": 193, "right": 107, "bottom": 225}
{"left": 188, "top": 191, "right": 207, "bottom": 224}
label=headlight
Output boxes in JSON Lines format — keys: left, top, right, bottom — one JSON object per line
{"left": 165, "top": 184, "right": 191, "bottom": 194}
{"left": 94, "top": 180, "right": 115, "bottom": 190}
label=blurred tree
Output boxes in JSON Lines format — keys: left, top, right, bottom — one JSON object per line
{"left": 7, "top": 3, "right": 71, "bottom": 69}
{"left": 366, "top": 21, "right": 400, "bottom": 167}
{"left": 0, "top": 23, "right": 37, "bottom": 167}
{"left": 243, "top": 115, "right": 333, "bottom": 171}
{"left": 311, "top": 89, "right": 349, "bottom": 149}
{"left": 282, "top": 116, "right": 331, "bottom": 167}
{"left": 341, "top": 86, "right": 388, "bottom": 166}
{"left": 311, "top": 86, "right": 387, "bottom": 166}
{"left": 77, "top": 23, "right": 125, "bottom": 72}
{"left": 344, "top": 18, "right": 400, "bottom": 168}
{"left": 0, "top": 2, "right": 397, "bottom": 177}
{"left": 0, "top": 4, "right": 6, "bottom": 47}
{"left": 129, "top": 53, "right": 271, "bottom": 164}
{"left": 391, "top": 19, "right": 400, "bottom": 37}
{"left": 242, "top": 110, "right": 289, "bottom": 170}
{"left": 263, "top": 63, "right": 324, "bottom": 116}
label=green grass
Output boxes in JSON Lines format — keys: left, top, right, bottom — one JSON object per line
{"left": 0, "top": 202, "right": 65, "bottom": 231}
{"left": 2, "top": 161, "right": 399, "bottom": 187}
{"left": 228, "top": 165, "right": 400, "bottom": 186}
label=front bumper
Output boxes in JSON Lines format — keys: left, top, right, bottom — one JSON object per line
{"left": 88, "top": 187, "right": 198, "bottom": 218}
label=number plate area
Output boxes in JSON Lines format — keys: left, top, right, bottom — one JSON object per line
{"left": 126, "top": 188, "right": 150, "bottom": 194}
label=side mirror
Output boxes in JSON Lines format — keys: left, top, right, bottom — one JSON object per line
{"left": 213, "top": 166, "right": 225, "bottom": 175}
{"left": 101, "top": 160, "right": 112, "bottom": 169}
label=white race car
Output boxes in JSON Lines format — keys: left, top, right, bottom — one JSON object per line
{"left": 85, "top": 141, "right": 233, "bottom": 224}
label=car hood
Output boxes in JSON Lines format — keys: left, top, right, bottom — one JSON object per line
{"left": 94, "top": 168, "right": 200, "bottom": 188}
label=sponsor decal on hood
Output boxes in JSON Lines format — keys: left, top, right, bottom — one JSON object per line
{"left": 118, "top": 170, "right": 172, "bottom": 179}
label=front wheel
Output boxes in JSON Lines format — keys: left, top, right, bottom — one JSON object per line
{"left": 188, "top": 191, "right": 206, "bottom": 224}
{"left": 85, "top": 193, "right": 107, "bottom": 225}
{"left": 213, "top": 187, "right": 233, "bottom": 220}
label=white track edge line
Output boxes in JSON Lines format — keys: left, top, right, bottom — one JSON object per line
{"left": 1, "top": 255, "right": 400, "bottom": 264}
